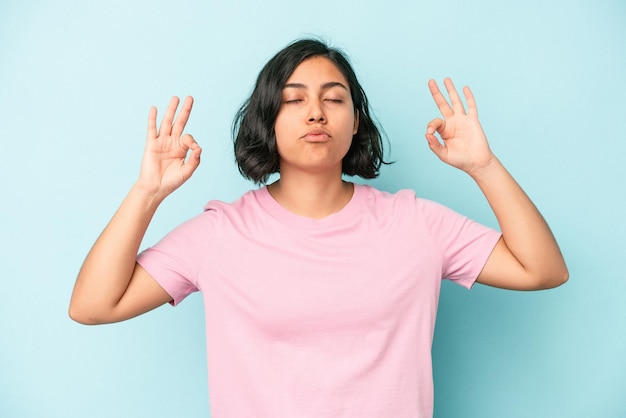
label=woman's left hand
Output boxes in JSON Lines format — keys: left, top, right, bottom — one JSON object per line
{"left": 425, "top": 78, "right": 568, "bottom": 290}
{"left": 425, "top": 78, "right": 496, "bottom": 175}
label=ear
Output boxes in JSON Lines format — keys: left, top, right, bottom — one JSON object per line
{"left": 353, "top": 110, "right": 359, "bottom": 135}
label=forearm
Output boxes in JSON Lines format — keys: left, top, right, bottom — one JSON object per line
{"left": 69, "top": 184, "right": 163, "bottom": 320}
{"left": 470, "top": 158, "right": 568, "bottom": 288}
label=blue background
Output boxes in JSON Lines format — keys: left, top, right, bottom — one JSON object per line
{"left": 1, "top": 1, "right": 624, "bottom": 416}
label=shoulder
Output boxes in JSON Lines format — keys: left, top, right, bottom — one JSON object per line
{"left": 149, "top": 190, "right": 262, "bottom": 241}
{"left": 360, "top": 184, "right": 415, "bottom": 206}
{"left": 359, "top": 185, "right": 473, "bottom": 233}
{"left": 202, "top": 188, "right": 265, "bottom": 215}
{"left": 199, "top": 188, "right": 272, "bottom": 233}
{"left": 359, "top": 184, "right": 446, "bottom": 216}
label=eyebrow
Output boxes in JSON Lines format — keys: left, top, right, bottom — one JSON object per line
{"left": 283, "top": 81, "right": 349, "bottom": 91}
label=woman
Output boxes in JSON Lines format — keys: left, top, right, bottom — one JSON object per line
{"left": 70, "top": 39, "right": 568, "bottom": 417}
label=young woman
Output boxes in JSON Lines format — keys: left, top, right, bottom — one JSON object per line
{"left": 70, "top": 39, "right": 568, "bottom": 417}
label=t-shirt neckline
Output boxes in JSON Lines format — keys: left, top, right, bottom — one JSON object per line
{"left": 254, "top": 183, "right": 368, "bottom": 229}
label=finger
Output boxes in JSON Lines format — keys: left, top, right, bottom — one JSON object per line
{"left": 172, "top": 96, "right": 194, "bottom": 138}
{"left": 147, "top": 106, "right": 158, "bottom": 140}
{"left": 179, "top": 130, "right": 200, "bottom": 151}
{"left": 424, "top": 130, "right": 447, "bottom": 162}
{"left": 180, "top": 134, "right": 202, "bottom": 181}
{"left": 428, "top": 79, "right": 453, "bottom": 118}
{"left": 158, "top": 96, "right": 180, "bottom": 137}
{"left": 443, "top": 78, "right": 466, "bottom": 115}
{"left": 463, "top": 85, "right": 478, "bottom": 117}
{"left": 426, "top": 118, "right": 446, "bottom": 137}
{"left": 425, "top": 117, "right": 448, "bottom": 161}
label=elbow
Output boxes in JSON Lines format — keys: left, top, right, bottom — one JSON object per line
{"left": 68, "top": 301, "right": 107, "bottom": 325}
{"left": 555, "top": 266, "right": 570, "bottom": 287}
{"left": 559, "top": 265, "right": 570, "bottom": 284}
{"left": 552, "top": 261, "right": 570, "bottom": 287}
{"left": 68, "top": 284, "right": 118, "bottom": 325}
{"left": 535, "top": 264, "right": 569, "bottom": 290}
{"left": 68, "top": 305, "right": 96, "bottom": 325}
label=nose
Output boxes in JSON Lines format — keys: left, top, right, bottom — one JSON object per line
{"left": 307, "top": 99, "right": 326, "bottom": 123}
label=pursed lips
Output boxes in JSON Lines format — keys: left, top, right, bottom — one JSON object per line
{"left": 301, "top": 128, "right": 331, "bottom": 142}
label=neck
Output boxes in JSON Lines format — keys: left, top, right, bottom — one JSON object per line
{"left": 267, "top": 170, "right": 354, "bottom": 219}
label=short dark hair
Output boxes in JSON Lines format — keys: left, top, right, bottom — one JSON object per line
{"left": 233, "top": 38, "right": 387, "bottom": 184}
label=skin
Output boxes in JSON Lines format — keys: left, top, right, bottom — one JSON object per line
{"left": 69, "top": 97, "right": 199, "bottom": 324}
{"left": 269, "top": 56, "right": 358, "bottom": 219}
{"left": 69, "top": 60, "right": 567, "bottom": 325}
{"left": 425, "top": 78, "right": 568, "bottom": 289}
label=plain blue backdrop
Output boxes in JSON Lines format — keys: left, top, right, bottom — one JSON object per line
{"left": 1, "top": 1, "right": 624, "bottom": 417}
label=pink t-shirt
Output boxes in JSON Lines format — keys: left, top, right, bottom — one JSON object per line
{"left": 137, "top": 184, "right": 500, "bottom": 417}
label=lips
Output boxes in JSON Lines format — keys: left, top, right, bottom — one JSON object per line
{"left": 302, "top": 128, "right": 330, "bottom": 142}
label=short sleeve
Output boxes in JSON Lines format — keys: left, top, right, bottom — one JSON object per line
{"left": 417, "top": 198, "right": 501, "bottom": 289}
{"left": 136, "top": 212, "right": 209, "bottom": 305}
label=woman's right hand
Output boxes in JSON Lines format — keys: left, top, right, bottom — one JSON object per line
{"left": 70, "top": 96, "right": 201, "bottom": 324}
{"left": 136, "top": 96, "right": 202, "bottom": 200}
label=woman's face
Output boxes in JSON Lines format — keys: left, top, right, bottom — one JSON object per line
{"left": 274, "top": 56, "right": 358, "bottom": 177}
